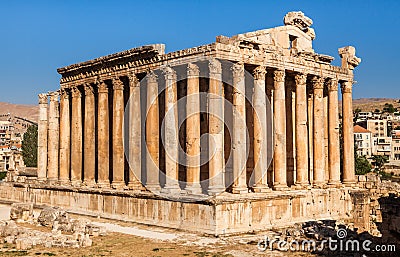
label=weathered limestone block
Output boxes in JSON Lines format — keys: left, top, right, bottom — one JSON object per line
{"left": 10, "top": 203, "right": 33, "bottom": 222}
{"left": 71, "top": 218, "right": 90, "bottom": 234}
{"left": 38, "top": 207, "right": 67, "bottom": 227}
{"left": 85, "top": 224, "right": 106, "bottom": 237}
{"left": 15, "top": 237, "right": 33, "bottom": 250}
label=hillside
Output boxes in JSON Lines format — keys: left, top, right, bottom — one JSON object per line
{"left": 352, "top": 98, "right": 400, "bottom": 113}
{"left": 0, "top": 102, "right": 39, "bottom": 123}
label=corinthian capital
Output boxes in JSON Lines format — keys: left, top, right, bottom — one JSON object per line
{"left": 294, "top": 73, "right": 307, "bottom": 86}
{"left": 273, "top": 69, "right": 285, "bottom": 82}
{"left": 147, "top": 70, "right": 158, "bottom": 83}
{"left": 128, "top": 72, "right": 139, "bottom": 87}
{"left": 112, "top": 78, "right": 124, "bottom": 90}
{"left": 230, "top": 62, "right": 243, "bottom": 78}
{"left": 252, "top": 66, "right": 267, "bottom": 80}
{"left": 311, "top": 76, "right": 325, "bottom": 90}
{"left": 84, "top": 84, "right": 94, "bottom": 95}
{"left": 208, "top": 59, "right": 222, "bottom": 75}
{"left": 340, "top": 81, "right": 353, "bottom": 94}
{"left": 98, "top": 81, "right": 108, "bottom": 93}
{"left": 163, "top": 66, "right": 177, "bottom": 81}
{"left": 60, "top": 89, "right": 70, "bottom": 100}
{"left": 38, "top": 93, "right": 48, "bottom": 104}
{"left": 187, "top": 63, "right": 200, "bottom": 77}
{"left": 326, "top": 78, "right": 339, "bottom": 91}
{"left": 71, "top": 87, "right": 81, "bottom": 98}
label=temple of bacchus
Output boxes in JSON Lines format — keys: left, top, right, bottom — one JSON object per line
{"left": 0, "top": 12, "right": 367, "bottom": 235}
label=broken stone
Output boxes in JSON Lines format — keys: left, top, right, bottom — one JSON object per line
{"left": 10, "top": 203, "right": 34, "bottom": 222}
{"left": 15, "top": 237, "right": 33, "bottom": 250}
{"left": 38, "top": 206, "right": 66, "bottom": 227}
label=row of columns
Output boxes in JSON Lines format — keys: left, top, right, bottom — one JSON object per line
{"left": 37, "top": 60, "right": 356, "bottom": 193}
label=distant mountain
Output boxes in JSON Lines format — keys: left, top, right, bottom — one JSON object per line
{"left": 352, "top": 98, "right": 400, "bottom": 113}
{"left": 0, "top": 102, "right": 39, "bottom": 123}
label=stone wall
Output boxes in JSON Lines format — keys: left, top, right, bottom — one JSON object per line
{"left": 0, "top": 182, "right": 365, "bottom": 236}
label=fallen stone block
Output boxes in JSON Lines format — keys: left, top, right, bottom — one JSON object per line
{"left": 10, "top": 203, "right": 34, "bottom": 222}
{"left": 15, "top": 237, "right": 33, "bottom": 250}
{"left": 38, "top": 207, "right": 66, "bottom": 227}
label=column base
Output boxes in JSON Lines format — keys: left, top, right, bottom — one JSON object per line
{"left": 161, "top": 184, "right": 181, "bottom": 195}
{"left": 111, "top": 181, "right": 126, "bottom": 190}
{"left": 272, "top": 184, "right": 289, "bottom": 191}
{"left": 145, "top": 183, "right": 161, "bottom": 193}
{"left": 83, "top": 180, "right": 97, "bottom": 187}
{"left": 97, "top": 181, "right": 111, "bottom": 188}
{"left": 185, "top": 184, "right": 203, "bottom": 195}
{"left": 207, "top": 186, "right": 226, "bottom": 196}
{"left": 46, "top": 178, "right": 58, "bottom": 186}
{"left": 293, "top": 183, "right": 310, "bottom": 190}
{"left": 328, "top": 180, "right": 342, "bottom": 187}
{"left": 231, "top": 186, "right": 249, "bottom": 194}
{"left": 127, "top": 182, "right": 144, "bottom": 191}
{"left": 71, "top": 180, "right": 83, "bottom": 187}
{"left": 58, "top": 179, "right": 70, "bottom": 186}
{"left": 252, "top": 184, "right": 271, "bottom": 193}
{"left": 312, "top": 182, "right": 327, "bottom": 189}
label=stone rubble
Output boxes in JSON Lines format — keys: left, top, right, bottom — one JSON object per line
{"left": 0, "top": 205, "right": 107, "bottom": 250}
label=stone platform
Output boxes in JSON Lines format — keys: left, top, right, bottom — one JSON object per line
{"left": 0, "top": 182, "right": 366, "bottom": 236}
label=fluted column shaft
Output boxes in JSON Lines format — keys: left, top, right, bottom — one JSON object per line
{"left": 146, "top": 71, "right": 161, "bottom": 191}
{"left": 112, "top": 78, "right": 125, "bottom": 189}
{"left": 311, "top": 77, "right": 325, "bottom": 186}
{"left": 341, "top": 81, "right": 356, "bottom": 185}
{"left": 71, "top": 87, "right": 83, "bottom": 185}
{"left": 127, "top": 74, "right": 142, "bottom": 190}
{"left": 327, "top": 79, "right": 341, "bottom": 185}
{"left": 231, "top": 63, "right": 248, "bottom": 194}
{"left": 273, "top": 69, "right": 288, "bottom": 190}
{"left": 161, "top": 67, "right": 180, "bottom": 194}
{"left": 47, "top": 92, "right": 59, "bottom": 182}
{"left": 59, "top": 89, "right": 70, "bottom": 183}
{"left": 208, "top": 59, "right": 225, "bottom": 195}
{"left": 83, "top": 84, "right": 96, "bottom": 186}
{"left": 37, "top": 94, "right": 48, "bottom": 181}
{"left": 97, "top": 82, "right": 110, "bottom": 187}
{"left": 294, "top": 73, "right": 309, "bottom": 186}
{"left": 252, "top": 66, "right": 269, "bottom": 192}
{"left": 185, "top": 63, "right": 202, "bottom": 194}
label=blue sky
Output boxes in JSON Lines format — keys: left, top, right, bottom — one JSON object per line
{"left": 0, "top": 0, "right": 399, "bottom": 104}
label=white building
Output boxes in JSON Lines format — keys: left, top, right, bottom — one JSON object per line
{"left": 354, "top": 125, "right": 372, "bottom": 157}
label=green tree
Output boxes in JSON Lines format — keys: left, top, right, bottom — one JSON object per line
{"left": 354, "top": 144, "right": 372, "bottom": 175}
{"left": 383, "top": 103, "right": 397, "bottom": 113}
{"left": 22, "top": 125, "right": 38, "bottom": 167}
{"left": 369, "top": 155, "right": 389, "bottom": 173}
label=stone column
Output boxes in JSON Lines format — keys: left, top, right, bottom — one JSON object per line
{"left": 71, "top": 87, "right": 83, "bottom": 185}
{"left": 127, "top": 73, "right": 143, "bottom": 190}
{"left": 311, "top": 77, "right": 325, "bottom": 186}
{"left": 146, "top": 71, "right": 161, "bottom": 191}
{"left": 83, "top": 84, "right": 96, "bottom": 186}
{"left": 47, "top": 92, "right": 59, "bottom": 183}
{"left": 185, "top": 63, "right": 202, "bottom": 194}
{"left": 97, "top": 81, "right": 110, "bottom": 187}
{"left": 112, "top": 78, "right": 125, "bottom": 189}
{"left": 252, "top": 66, "right": 269, "bottom": 192}
{"left": 341, "top": 81, "right": 356, "bottom": 185}
{"left": 208, "top": 59, "right": 225, "bottom": 195}
{"left": 294, "top": 73, "right": 309, "bottom": 187}
{"left": 327, "top": 79, "right": 341, "bottom": 185}
{"left": 273, "top": 69, "right": 288, "bottom": 190}
{"left": 37, "top": 93, "right": 48, "bottom": 182}
{"left": 231, "top": 62, "right": 248, "bottom": 194}
{"left": 59, "top": 89, "right": 70, "bottom": 183}
{"left": 161, "top": 67, "right": 181, "bottom": 194}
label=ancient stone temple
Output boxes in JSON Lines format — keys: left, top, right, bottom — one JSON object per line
{"left": 0, "top": 12, "right": 365, "bottom": 235}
